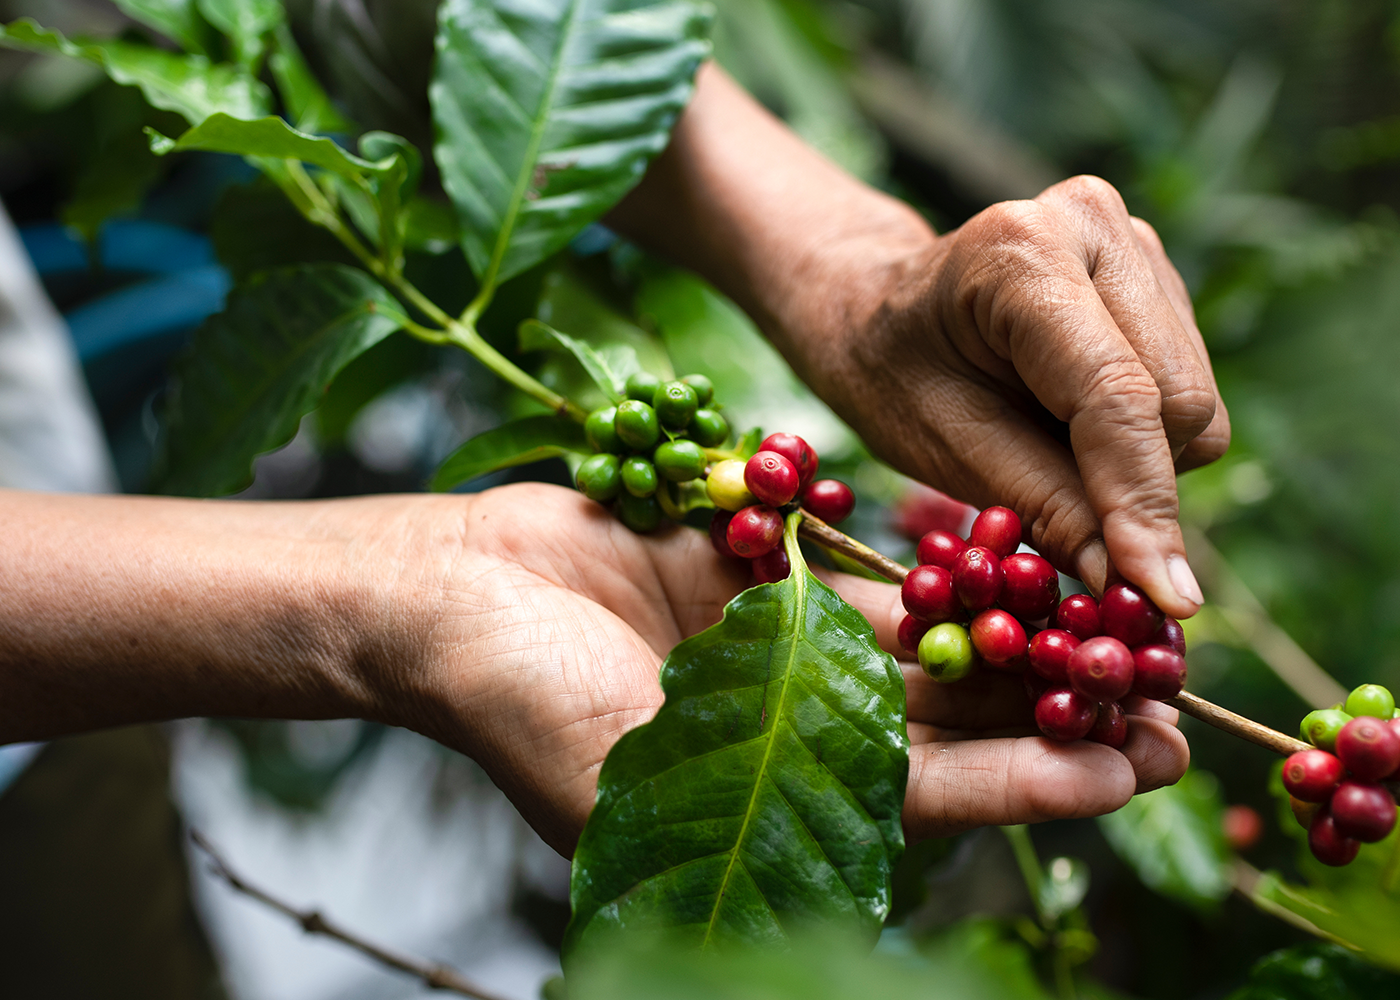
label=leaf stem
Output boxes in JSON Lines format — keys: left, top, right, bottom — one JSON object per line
{"left": 1002, "top": 825, "right": 1047, "bottom": 925}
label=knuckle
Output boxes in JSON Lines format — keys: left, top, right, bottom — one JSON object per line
{"left": 1047, "top": 174, "right": 1128, "bottom": 218}
{"left": 1083, "top": 358, "right": 1162, "bottom": 416}
{"left": 1129, "top": 216, "right": 1164, "bottom": 253}
{"left": 1160, "top": 383, "right": 1217, "bottom": 440}
{"left": 969, "top": 199, "right": 1054, "bottom": 248}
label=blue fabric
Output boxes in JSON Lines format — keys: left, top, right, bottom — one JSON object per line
{"left": 0, "top": 744, "right": 41, "bottom": 798}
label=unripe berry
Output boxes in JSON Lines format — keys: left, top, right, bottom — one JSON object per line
{"left": 575, "top": 453, "right": 621, "bottom": 501}
{"left": 969, "top": 609, "right": 1027, "bottom": 668}
{"left": 1334, "top": 716, "right": 1400, "bottom": 781}
{"left": 727, "top": 505, "right": 783, "bottom": 558}
{"left": 709, "top": 510, "right": 739, "bottom": 559}
{"left": 999, "top": 553, "right": 1060, "bottom": 621}
{"left": 902, "top": 565, "right": 959, "bottom": 624}
{"left": 801, "top": 480, "right": 855, "bottom": 524}
{"left": 1301, "top": 708, "right": 1352, "bottom": 753}
{"left": 953, "top": 546, "right": 1003, "bottom": 611}
{"left": 1150, "top": 617, "right": 1187, "bottom": 656}
{"left": 970, "top": 506, "right": 1021, "bottom": 558}
{"left": 1329, "top": 781, "right": 1397, "bottom": 843}
{"left": 1035, "top": 687, "right": 1098, "bottom": 742}
{"left": 624, "top": 371, "right": 661, "bottom": 402}
{"left": 752, "top": 547, "right": 791, "bottom": 584}
{"left": 1053, "top": 594, "right": 1101, "bottom": 640}
{"left": 653, "top": 380, "right": 698, "bottom": 430}
{"left": 744, "top": 451, "right": 800, "bottom": 507}
{"left": 1345, "top": 684, "right": 1396, "bottom": 721}
{"left": 654, "top": 439, "right": 706, "bottom": 481}
{"left": 689, "top": 409, "right": 729, "bottom": 447}
{"left": 1130, "top": 645, "right": 1187, "bottom": 701}
{"left": 898, "top": 615, "right": 932, "bottom": 656}
{"left": 1281, "top": 749, "right": 1345, "bottom": 803}
{"left": 1028, "top": 629, "right": 1080, "bottom": 684}
{"left": 918, "top": 622, "right": 975, "bottom": 682}
{"left": 1099, "top": 583, "right": 1164, "bottom": 646}
{"left": 1290, "top": 796, "right": 1321, "bottom": 831}
{"left": 615, "top": 400, "right": 660, "bottom": 450}
{"left": 916, "top": 529, "right": 968, "bottom": 571}
{"left": 620, "top": 455, "right": 658, "bottom": 496}
{"left": 1087, "top": 701, "right": 1128, "bottom": 749}
{"left": 1067, "top": 635, "right": 1135, "bottom": 702}
{"left": 617, "top": 491, "right": 661, "bottom": 532}
{"left": 759, "top": 433, "right": 818, "bottom": 486}
{"left": 680, "top": 373, "right": 714, "bottom": 406}
{"left": 1308, "top": 811, "right": 1360, "bottom": 866}
{"left": 585, "top": 405, "right": 623, "bottom": 453}
{"left": 706, "top": 458, "right": 757, "bottom": 511}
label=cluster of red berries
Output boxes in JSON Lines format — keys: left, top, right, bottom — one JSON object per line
{"left": 898, "top": 507, "right": 1187, "bottom": 750}
{"left": 708, "top": 432, "right": 855, "bottom": 583}
{"left": 1283, "top": 683, "right": 1400, "bottom": 866}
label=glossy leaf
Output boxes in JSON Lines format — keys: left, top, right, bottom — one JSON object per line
{"left": 520, "top": 319, "right": 625, "bottom": 403}
{"left": 197, "top": 0, "right": 282, "bottom": 67}
{"left": 114, "top": 0, "right": 218, "bottom": 55}
{"left": 155, "top": 265, "right": 407, "bottom": 497}
{"left": 564, "top": 514, "right": 908, "bottom": 963}
{"left": 430, "top": 414, "right": 589, "bottom": 492}
{"left": 430, "top": 0, "right": 712, "bottom": 289}
{"left": 147, "top": 113, "right": 393, "bottom": 178}
{"left": 1228, "top": 943, "right": 1400, "bottom": 1000}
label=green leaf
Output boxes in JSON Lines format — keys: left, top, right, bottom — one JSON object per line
{"left": 430, "top": 415, "right": 589, "bottom": 491}
{"left": 1097, "top": 769, "right": 1231, "bottom": 913}
{"left": 268, "top": 22, "right": 354, "bottom": 134}
{"left": 0, "top": 18, "right": 269, "bottom": 124}
{"left": 197, "top": 0, "right": 283, "bottom": 67}
{"left": 60, "top": 130, "right": 167, "bottom": 243}
{"left": 430, "top": 0, "right": 713, "bottom": 290}
{"left": 114, "top": 0, "right": 219, "bottom": 55}
{"left": 520, "top": 319, "right": 626, "bottom": 403}
{"left": 564, "top": 514, "right": 908, "bottom": 963}
{"left": 1228, "top": 943, "right": 1400, "bottom": 1000}
{"left": 155, "top": 265, "right": 407, "bottom": 497}
{"left": 147, "top": 112, "right": 391, "bottom": 178}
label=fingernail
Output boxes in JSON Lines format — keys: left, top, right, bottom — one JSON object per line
{"left": 1167, "top": 554, "right": 1203, "bottom": 606}
{"left": 1076, "top": 539, "right": 1109, "bottom": 596}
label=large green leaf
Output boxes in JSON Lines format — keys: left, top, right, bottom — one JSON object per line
{"left": 156, "top": 265, "right": 407, "bottom": 497}
{"left": 430, "top": 0, "right": 712, "bottom": 290}
{"left": 0, "top": 18, "right": 269, "bottom": 124}
{"left": 564, "top": 513, "right": 908, "bottom": 963}
{"left": 430, "top": 415, "right": 589, "bottom": 491}
{"left": 519, "top": 319, "right": 626, "bottom": 403}
{"left": 1228, "top": 943, "right": 1400, "bottom": 1000}
{"left": 114, "top": 0, "right": 218, "bottom": 55}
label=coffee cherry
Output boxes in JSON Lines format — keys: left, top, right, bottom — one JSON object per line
{"left": 1150, "top": 617, "right": 1187, "bottom": 656}
{"left": 1067, "top": 635, "right": 1135, "bottom": 702}
{"left": 916, "top": 529, "right": 968, "bottom": 571}
{"left": 969, "top": 506, "right": 1021, "bottom": 558}
{"left": 759, "top": 433, "right": 818, "bottom": 486}
{"left": 1053, "top": 594, "right": 1101, "bottom": 641}
{"left": 999, "top": 553, "right": 1060, "bottom": 621}
{"left": 1087, "top": 701, "right": 1128, "bottom": 749}
{"left": 575, "top": 453, "right": 621, "bottom": 501}
{"left": 706, "top": 458, "right": 757, "bottom": 511}
{"left": 801, "top": 480, "right": 855, "bottom": 524}
{"left": 615, "top": 400, "right": 660, "bottom": 450}
{"left": 689, "top": 409, "right": 729, "bottom": 447}
{"left": 1222, "top": 805, "right": 1264, "bottom": 851}
{"left": 625, "top": 371, "right": 662, "bottom": 401}
{"left": 898, "top": 615, "right": 932, "bottom": 656}
{"left": 1300, "top": 709, "right": 1352, "bottom": 753}
{"left": 902, "top": 565, "right": 959, "bottom": 624}
{"left": 727, "top": 505, "right": 784, "bottom": 558}
{"left": 953, "top": 546, "right": 1004, "bottom": 611}
{"left": 1282, "top": 749, "right": 1346, "bottom": 803}
{"left": 1345, "top": 684, "right": 1396, "bottom": 721}
{"left": 620, "top": 455, "right": 658, "bottom": 497}
{"left": 970, "top": 609, "right": 1027, "bottom": 668}
{"left": 1329, "top": 781, "right": 1397, "bottom": 843}
{"left": 680, "top": 373, "right": 714, "bottom": 406}
{"left": 654, "top": 440, "right": 707, "bottom": 482}
{"left": 1099, "top": 583, "right": 1164, "bottom": 646}
{"left": 1335, "top": 716, "right": 1400, "bottom": 781}
{"left": 709, "top": 510, "right": 739, "bottom": 559}
{"left": 653, "top": 380, "right": 699, "bottom": 430}
{"left": 1035, "top": 687, "right": 1098, "bottom": 742}
{"left": 918, "top": 622, "right": 975, "bottom": 682}
{"left": 585, "top": 405, "right": 623, "bottom": 453}
{"left": 1028, "top": 629, "right": 1080, "bottom": 684}
{"left": 617, "top": 491, "right": 662, "bottom": 532}
{"left": 1024, "top": 670, "right": 1051, "bottom": 702}
{"left": 1308, "top": 811, "right": 1360, "bottom": 866}
{"left": 752, "top": 547, "right": 791, "bottom": 584}
{"left": 1290, "top": 796, "right": 1321, "bottom": 831}
{"left": 1130, "top": 645, "right": 1187, "bottom": 701}
{"left": 745, "top": 451, "right": 800, "bottom": 507}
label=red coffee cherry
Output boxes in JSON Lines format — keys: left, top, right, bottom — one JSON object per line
{"left": 1335, "top": 716, "right": 1400, "bottom": 781}
{"left": 1099, "top": 583, "right": 1165, "bottom": 646}
{"left": 916, "top": 529, "right": 968, "bottom": 571}
{"left": 1329, "top": 781, "right": 1397, "bottom": 843}
{"left": 744, "top": 451, "right": 800, "bottom": 507}
{"left": 1150, "top": 616, "right": 1187, "bottom": 656}
{"left": 800, "top": 479, "right": 854, "bottom": 524}
{"left": 953, "top": 546, "right": 1004, "bottom": 611}
{"left": 1067, "top": 635, "right": 1135, "bottom": 702}
{"left": 727, "top": 505, "right": 784, "bottom": 558}
{"left": 1087, "top": 701, "right": 1128, "bottom": 749}
{"left": 1282, "top": 749, "right": 1346, "bottom": 803}
{"left": 969, "top": 609, "right": 1028, "bottom": 668}
{"left": 1035, "top": 687, "right": 1098, "bottom": 742}
{"left": 1130, "top": 645, "right": 1187, "bottom": 701}
{"left": 898, "top": 614, "right": 932, "bottom": 656}
{"left": 1308, "top": 810, "right": 1360, "bottom": 866}
{"left": 1028, "top": 629, "right": 1080, "bottom": 684}
{"left": 1000, "top": 553, "right": 1060, "bottom": 621}
{"left": 902, "top": 565, "right": 959, "bottom": 624}
{"left": 758, "top": 432, "right": 818, "bottom": 486}
{"left": 709, "top": 510, "right": 739, "bottom": 559}
{"left": 752, "top": 547, "right": 791, "bottom": 584}
{"left": 1024, "top": 670, "right": 1051, "bottom": 702}
{"left": 969, "top": 506, "right": 1022, "bottom": 558}
{"left": 1222, "top": 805, "right": 1264, "bottom": 851}
{"left": 1054, "top": 594, "right": 1101, "bottom": 640}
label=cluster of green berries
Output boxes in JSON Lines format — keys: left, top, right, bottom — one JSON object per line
{"left": 574, "top": 372, "right": 730, "bottom": 532}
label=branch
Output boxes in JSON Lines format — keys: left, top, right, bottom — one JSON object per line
{"left": 189, "top": 830, "right": 510, "bottom": 1000}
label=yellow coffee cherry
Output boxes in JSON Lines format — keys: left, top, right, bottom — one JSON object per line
{"left": 706, "top": 459, "right": 756, "bottom": 511}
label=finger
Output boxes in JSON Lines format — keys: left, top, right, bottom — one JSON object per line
{"left": 1121, "top": 693, "right": 1179, "bottom": 727}
{"left": 1120, "top": 714, "right": 1190, "bottom": 793}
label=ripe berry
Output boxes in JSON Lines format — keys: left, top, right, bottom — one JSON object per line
{"left": 727, "top": 505, "right": 784, "bottom": 558}
{"left": 1300, "top": 709, "right": 1352, "bottom": 753}
{"left": 916, "top": 529, "right": 968, "bottom": 571}
{"left": 585, "top": 405, "right": 623, "bottom": 453}
{"left": 918, "top": 622, "right": 975, "bottom": 682}
{"left": 953, "top": 546, "right": 1004, "bottom": 611}
{"left": 970, "top": 609, "right": 1028, "bottom": 667}
{"left": 1067, "top": 635, "right": 1135, "bottom": 702}
{"left": 1130, "top": 645, "right": 1187, "bottom": 701}
{"left": 617, "top": 491, "right": 661, "bottom": 532}
{"left": 1334, "top": 716, "right": 1400, "bottom": 781}
{"left": 752, "top": 547, "right": 791, "bottom": 584}
{"left": 1087, "top": 701, "right": 1128, "bottom": 749}
{"left": 709, "top": 510, "right": 739, "bottom": 559}
{"left": 1000, "top": 553, "right": 1060, "bottom": 621}
{"left": 615, "top": 400, "right": 660, "bottom": 450}
{"left": 706, "top": 459, "right": 756, "bottom": 511}
{"left": 1028, "top": 629, "right": 1080, "bottom": 683}
{"left": 653, "top": 380, "right": 698, "bottom": 430}
{"left": 1024, "top": 670, "right": 1051, "bottom": 702}
{"left": 624, "top": 371, "right": 661, "bottom": 401}
{"left": 654, "top": 440, "right": 706, "bottom": 482}
{"left": 801, "top": 480, "right": 855, "bottom": 524}
{"left": 969, "top": 506, "right": 1021, "bottom": 558}
{"left": 575, "top": 453, "right": 621, "bottom": 501}
{"left": 744, "top": 451, "right": 800, "bottom": 507}
{"left": 1222, "top": 805, "right": 1264, "bottom": 851}
{"left": 1308, "top": 811, "right": 1360, "bottom": 867}
{"left": 1053, "top": 594, "right": 1101, "bottom": 640}
{"left": 1281, "top": 749, "right": 1345, "bottom": 803}
{"left": 689, "top": 409, "right": 729, "bottom": 447}
{"left": 1329, "top": 781, "right": 1397, "bottom": 843}
{"left": 680, "top": 373, "right": 714, "bottom": 406}
{"left": 759, "top": 433, "right": 818, "bottom": 486}
{"left": 1099, "top": 583, "right": 1164, "bottom": 646}
{"left": 620, "top": 455, "right": 658, "bottom": 497}
{"left": 1035, "top": 687, "right": 1098, "bottom": 742}
{"left": 902, "top": 565, "right": 959, "bottom": 624}
{"left": 1150, "top": 617, "right": 1187, "bottom": 656}
{"left": 898, "top": 615, "right": 931, "bottom": 656}
{"left": 1345, "top": 684, "right": 1396, "bottom": 721}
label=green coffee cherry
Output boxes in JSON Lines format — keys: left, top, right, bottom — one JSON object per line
{"left": 1301, "top": 708, "right": 1352, "bottom": 752}
{"left": 653, "top": 380, "right": 698, "bottom": 431}
{"left": 681, "top": 373, "right": 714, "bottom": 407}
{"left": 706, "top": 458, "right": 756, "bottom": 511}
{"left": 1345, "top": 683, "right": 1396, "bottom": 720}
{"left": 689, "top": 408, "right": 729, "bottom": 448}
{"left": 919, "top": 623, "right": 974, "bottom": 682}
{"left": 654, "top": 439, "right": 707, "bottom": 481}
{"left": 576, "top": 453, "right": 621, "bottom": 502}
{"left": 585, "top": 406, "right": 623, "bottom": 453}
{"left": 625, "top": 371, "right": 662, "bottom": 402}
{"left": 621, "top": 456, "right": 658, "bottom": 497}
{"left": 615, "top": 400, "right": 660, "bottom": 450}
{"left": 617, "top": 491, "right": 662, "bottom": 532}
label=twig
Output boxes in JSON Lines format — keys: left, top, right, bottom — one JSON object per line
{"left": 797, "top": 509, "right": 909, "bottom": 583}
{"left": 189, "top": 830, "right": 509, "bottom": 1000}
